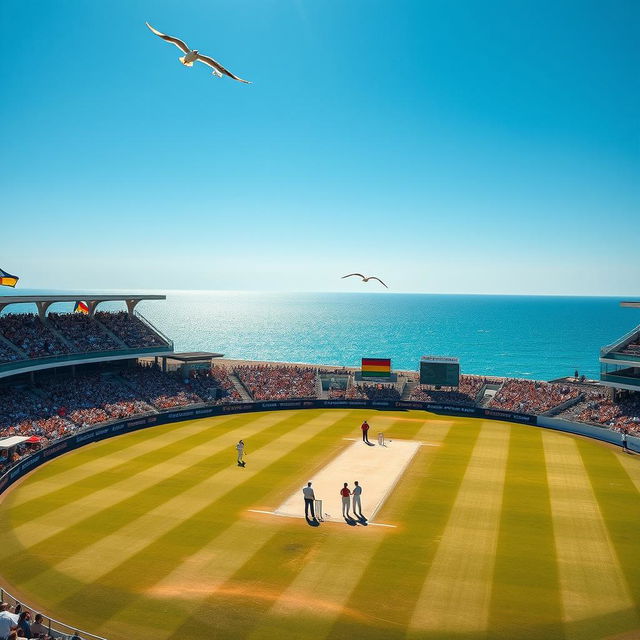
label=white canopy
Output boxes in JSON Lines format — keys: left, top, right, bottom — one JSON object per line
{"left": 0, "top": 436, "right": 29, "bottom": 449}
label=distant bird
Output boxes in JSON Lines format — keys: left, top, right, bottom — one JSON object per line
{"left": 341, "top": 273, "right": 388, "bottom": 289}
{"left": 145, "top": 22, "right": 251, "bottom": 83}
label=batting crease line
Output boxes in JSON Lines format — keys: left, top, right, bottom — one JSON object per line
{"left": 342, "top": 438, "right": 439, "bottom": 446}
{"left": 247, "top": 509, "right": 397, "bottom": 528}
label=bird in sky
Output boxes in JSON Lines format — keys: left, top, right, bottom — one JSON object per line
{"left": 341, "top": 273, "right": 389, "bottom": 288}
{"left": 145, "top": 22, "right": 251, "bottom": 84}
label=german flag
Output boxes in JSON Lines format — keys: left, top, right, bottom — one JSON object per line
{"left": 362, "top": 358, "right": 391, "bottom": 377}
{"left": 0, "top": 268, "right": 19, "bottom": 288}
{"left": 74, "top": 301, "right": 90, "bottom": 315}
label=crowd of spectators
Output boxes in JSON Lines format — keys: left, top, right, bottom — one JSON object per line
{"left": 0, "top": 366, "right": 243, "bottom": 474}
{"left": 180, "top": 368, "right": 242, "bottom": 403}
{"left": 205, "top": 367, "right": 242, "bottom": 402}
{"left": 0, "top": 341, "right": 21, "bottom": 365}
{"left": 235, "top": 365, "right": 318, "bottom": 400}
{"left": 409, "top": 375, "right": 492, "bottom": 406}
{"left": 39, "top": 375, "right": 155, "bottom": 428}
{"left": 95, "top": 311, "right": 167, "bottom": 348}
{"left": 0, "top": 311, "right": 168, "bottom": 366}
{"left": 356, "top": 383, "right": 401, "bottom": 401}
{"left": 0, "top": 386, "right": 75, "bottom": 443}
{"left": 571, "top": 391, "right": 640, "bottom": 435}
{"left": 489, "top": 379, "right": 580, "bottom": 414}
{"left": 0, "top": 314, "right": 67, "bottom": 360}
{"left": 121, "top": 367, "right": 204, "bottom": 409}
{"left": 0, "top": 600, "right": 68, "bottom": 639}
{"left": 48, "top": 313, "right": 119, "bottom": 353}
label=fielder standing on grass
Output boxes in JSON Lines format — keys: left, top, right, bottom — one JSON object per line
{"left": 361, "top": 419, "right": 371, "bottom": 444}
{"left": 302, "top": 481, "right": 316, "bottom": 520}
{"left": 236, "top": 439, "right": 246, "bottom": 467}
{"left": 340, "top": 482, "right": 352, "bottom": 519}
{"left": 621, "top": 428, "right": 629, "bottom": 453}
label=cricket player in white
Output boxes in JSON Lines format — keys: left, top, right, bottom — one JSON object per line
{"left": 353, "top": 480, "right": 363, "bottom": 516}
{"left": 236, "top": 439, "right": 245, "bottom": 467}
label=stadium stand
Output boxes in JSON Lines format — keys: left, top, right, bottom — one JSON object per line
{"left": 38, "top": 375, "right": 156, "bottom": 427}
{"left": 0, "top": 341, "right": 21, "bottom": 364}
{"left": 561, "top": 390, "right": 640, "bottom": 435}
{"left": 95, "top": 311, "right": 168, "bottom": 348}
{"left": 48, "top": 312, "right": 121, "bottom": 352}
{"left": 488, "top": 379, "right": 580, "bottom": 414}
{"left": 234, "top": 364, "right": 318, "bottom": 400}
{"left": 409, "top": 375, "right": 491, "bottom": 406}
{"left": 356, "top": 383, "right": 402, "bottom": 401}
{"left": 0, "top": 313, "right": 68, "bottom": 359}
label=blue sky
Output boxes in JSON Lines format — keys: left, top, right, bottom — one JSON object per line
{"left": 1, "top": 0, "right": 638, "bottom": 295}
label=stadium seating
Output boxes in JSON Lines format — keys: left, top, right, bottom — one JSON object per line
{"left": 48, "top": 312, "right": 120, "bottom": 352}
{"left": 0, "top": 313, "right": 68, "bottom": 360}
{"left": 0, "top": 311, "right": 168, "bottom": 367}
{"left": 410, "top": 375, "right": 489, "bottom": 406}
{"left": 95, "top": 311, "right": 167, "bottom": 348}
{"left": 488, "top": 379, "right": 580, "bottom": 414}
{"left": 234, "top": 365, "right": 318, "bottom": 400}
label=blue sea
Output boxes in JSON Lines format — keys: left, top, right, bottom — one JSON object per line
{"left": 1, "top": 290, "right": 638, "bottom": 381}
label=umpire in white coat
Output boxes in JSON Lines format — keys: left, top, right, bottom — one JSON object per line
{"left": 352, "top": 480, "right": 363, "bottom": 516}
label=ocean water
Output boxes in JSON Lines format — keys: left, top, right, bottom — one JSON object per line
{"left": 2, "top": 290, "right": 637, "bottom": 381}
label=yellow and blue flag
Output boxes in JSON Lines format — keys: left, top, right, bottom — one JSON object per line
{"left": 0, "top": 268, "right": 19, "bottom": 288}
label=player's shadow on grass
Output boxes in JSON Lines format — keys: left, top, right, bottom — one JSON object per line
{"left": 365, "top": 441, "right": 375, "bottom": 447}
{"left": 305, "top": 516, "right": 320, "bottom": 527}
{"left": 355, "top": 514, "right": 368, "bottom": 525}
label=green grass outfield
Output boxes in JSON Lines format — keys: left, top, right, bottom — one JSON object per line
{"left": 0, "top": 409, "right": 639, "bottom": 640}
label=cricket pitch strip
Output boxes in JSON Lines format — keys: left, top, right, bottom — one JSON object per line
{"left": 250, "top": 439, "right": 422, "bottom": 526}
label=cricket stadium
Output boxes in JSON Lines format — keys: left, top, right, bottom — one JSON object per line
{"left": 0, "top": 294, "right": 639, "bottom": 640}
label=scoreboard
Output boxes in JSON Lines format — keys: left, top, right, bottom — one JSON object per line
{"left": 419, "top": 356, "right": 460, "bottom": 387}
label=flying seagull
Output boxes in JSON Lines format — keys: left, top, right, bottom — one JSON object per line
{"left": 145, "top": 22, "right": 251, "bottom": 83}
{"left": 341, "top": 273, "right": 389, "bottom": 289}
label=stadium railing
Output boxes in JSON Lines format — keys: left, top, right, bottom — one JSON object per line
{"left": 133, "top": 310, "right": 173, "bottom": 346}
{"left": 601, "top": 323, "right": 640, "bottom": 357}
{"left": 0, "top": 586, "right": 107, "bottom": 640}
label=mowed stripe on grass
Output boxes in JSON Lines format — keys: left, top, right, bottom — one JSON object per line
{"left": 489, "top": 427, "right": 563, "bottom": 640}
{"left": 409, "top": 421, "right": 510, "bottom": 635}
{"left": 575, "top": 441, "right": 640, "bottom": 639}
{"left": 542, "top": 432, "right": 634, "bottom": 636}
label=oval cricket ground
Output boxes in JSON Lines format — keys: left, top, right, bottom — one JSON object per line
{"left": 0, "top": 409, "right": 639, "bottom": 640}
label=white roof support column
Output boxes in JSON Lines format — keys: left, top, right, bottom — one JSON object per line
{"left": 126, "top": 299, "right": 141, "bottom": 317}
{"left": 36, "top": 301, "right": 55, "bottom": 320}
{"left": 85, "top": 300, "right": 99, "bottom": 317}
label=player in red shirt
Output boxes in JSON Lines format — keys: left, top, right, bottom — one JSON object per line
{"left": 340, "top": 482, "right": 352, "bottom": 519}
{"left": 361, "top": 419, "right": 371, "bottom": 444}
